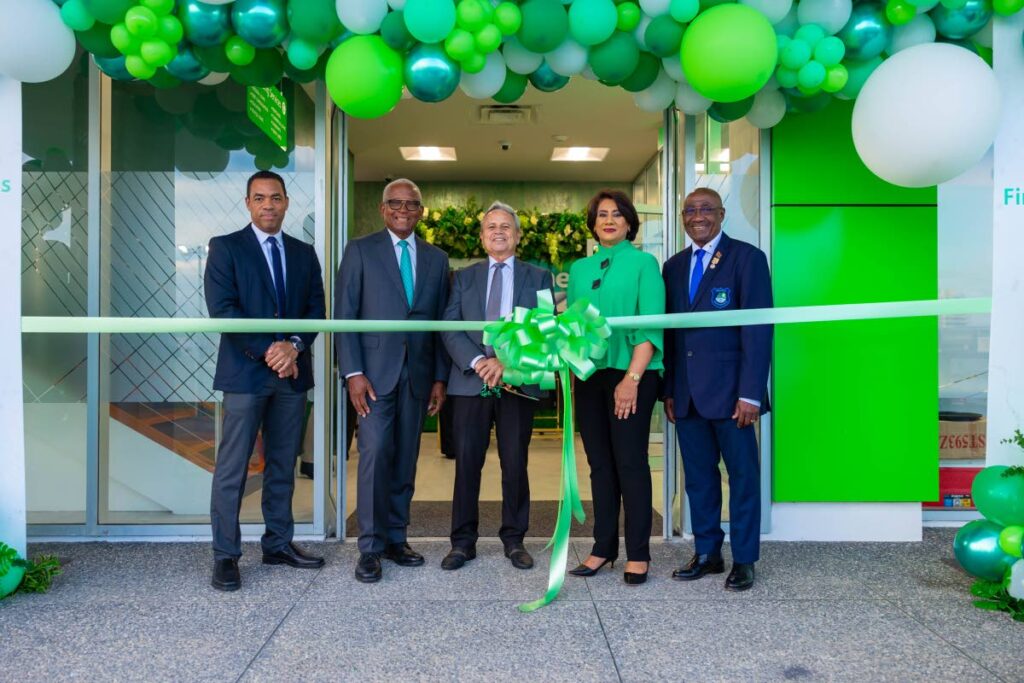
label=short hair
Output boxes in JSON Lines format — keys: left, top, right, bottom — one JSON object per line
{"left": 382, "top": 178, "right": 422, "bottom": 201}
{"left": 247, "top": 170, "right": 287, "bottom": 197}
{"left": 684, "top": 187, "right": 723, "bottom": 208}
{"left": 585, "top": 189, "right": 640, "bottom": 242}
{"left": 482, "top": 201, "right": 521, "bottom": 232}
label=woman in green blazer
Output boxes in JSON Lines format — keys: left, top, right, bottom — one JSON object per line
{"left": 566, "top": 189, "right": 665, "bottom": 585}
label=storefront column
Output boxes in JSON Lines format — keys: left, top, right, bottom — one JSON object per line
{"left": 987, "top": 12, "right": 1024, "bottom": 467}
{"left": 0, "top": 75, "right": 27, "bottom": 556}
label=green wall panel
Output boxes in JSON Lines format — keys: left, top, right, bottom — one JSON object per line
{"left": 772, "top": 100, "right": 937, "bottom": 207}
{"left": 772, "top": 206, "right": 938, "bottom": 501}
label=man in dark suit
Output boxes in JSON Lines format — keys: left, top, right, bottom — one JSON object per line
{"left": 662, "top": 188, "right": 772, "bottom": 592}
{"left": 334, "top": 178, "right": 450, "bottom": 583}
{"left": 204, "top": 170, "right": 326, "bottom": 592}
{"left": 439, "top": 202, "right": 553, "bottom": 571}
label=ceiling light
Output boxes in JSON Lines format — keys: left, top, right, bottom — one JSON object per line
{"left": 400, "top": 146, "right": 457, "bottom": 161}
{"left": 551, "top": 147, "right": 609, "bottom": 162}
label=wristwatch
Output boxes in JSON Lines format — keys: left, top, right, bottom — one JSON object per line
{"left": 289, "top": 335, "right": 305, "bottom": 353}
{"left": 628, "top": 372, "right": 641, "bottom": 382}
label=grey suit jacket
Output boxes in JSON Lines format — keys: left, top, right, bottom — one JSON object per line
{"left": 334, "top": 229, "right": 451, "bottom": 399}
{"left": 442, "top": 259, "right": 554, "bottom": 398}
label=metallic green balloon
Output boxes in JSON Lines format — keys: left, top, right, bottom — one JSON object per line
{"left": 837, "top": 2, "right": 892, "bottom": 61}
{"left": 493, "top": 69, "right": 528, "bottom": 102}
{"left": 93, "top": 54, "right": 135, "bottom": 81}
{"left": 403, "top": 43, "right": 462, "bottom": 103}
{"left": 528, "top": 61, "right": 569, "bottom": 92}
{"left": 231, "top": 0, "right": 289, "bottom": 49}
{"left": 954, "top": 519, "right": 1017, "bottom": 581}
{"left": 932, "top": 0, "right": 993, "bottom": 40}
{"left": 708, "top": 96, "right": 754, "bottom": 122}
{"left": 180, "top": 0, "right": 231, "bottom": 48}
{"left": 166, "top": 44, "right": 211, "bottom": 82}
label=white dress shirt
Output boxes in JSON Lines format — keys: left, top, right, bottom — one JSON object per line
{"left": 387, "top": 228, "right": 417, "bottom": 288}
{"left": 251, "top": 224, "right": 286, "bottom": 291}
{"left": 470, "top": 256, "right": 515, "bottom": 370}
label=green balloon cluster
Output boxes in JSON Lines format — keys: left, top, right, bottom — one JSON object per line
{"left": 953, "top": 466, "right": 1024, "bottom": 582}
{"left": 443, "top": 0, "right": 520, "bottom": 74}
{"left": 110, "top": 0, "right": 185, "bottom": 80}
{"left": 286, "top": 0, "right": 342, "bottom": 71}
{"left": 776, "top": 24, "right": 848, "bottom": 96}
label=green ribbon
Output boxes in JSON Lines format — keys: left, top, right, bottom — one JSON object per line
{"left": 480, "top": 291, "right": 611, "bottom": 612}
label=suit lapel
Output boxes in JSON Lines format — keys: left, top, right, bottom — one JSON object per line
{"left": 512, "top": 260, "right": 527, "bottom": 306}
{"left": 282, "top": 233, "right": 300, "bottom": 316}
{"left": 474, "top": 260, "right": 489, "bottom": 320}
{"left": 377, "top": 230, "right": 410, "bottom": 311}
{"left": 243, "top": 227, "right": 278, "bottom": 305}
{"left": 689, "top": 233, "right": 730, "bottom": 311}
{"left": 412, "top": 236, "right": 431, "bottom": 310}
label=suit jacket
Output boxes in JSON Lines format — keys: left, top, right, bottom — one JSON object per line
{"left": 334, "top": 229, "right": 451, "bottom": 399}
{"left": 442, "top": 259, "right": 554, "bottom": 397}
{"left": 663, "top": 232, "right": 773, "bottom": 420}
{"left": 205, "top": 225, "right": 325, "bottom": 394}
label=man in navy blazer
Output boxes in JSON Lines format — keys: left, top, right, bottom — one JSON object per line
{"left": 662, "top": 188, "right": 772, "bottom": 592}
{"left": 334, "top": 178, "right": 450, "bottom": 583}
{"left": 439, "top": 201, "right": 553, "bottom": 572}
{"left": 204, "top": 171, "right": 326, "bottom": 591}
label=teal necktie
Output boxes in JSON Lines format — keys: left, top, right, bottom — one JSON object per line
{"left": 398, "top": 239, "right": 414, "bottom": 307}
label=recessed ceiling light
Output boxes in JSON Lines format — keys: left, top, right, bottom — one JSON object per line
{"left": 551, "top": 146, "right": 609, "bottom": 162}
{"left": 400, "top": 146, "right": 457, "bottom": 161}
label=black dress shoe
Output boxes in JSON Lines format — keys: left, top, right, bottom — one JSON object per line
{"left": 624, "top": 564, "right": 649, "bottom": 585}
{"left": 262, "top": 543, "right": 325, "bottom": 569}
{"left": 504, "top": 544, "right": 534, "bottom": 570}
{"left": 383, "top": 542, "right": 425, "bottom": 567}
{"left": 299, "top": 461, "right": 314, "bottom": 479}
{"left": 211, "top": 558, "right": 241, "bottom": 591}
{"left": 355, "top": 553, "right": 382, "bottom": 583}
{"left": 671, "top": 553, "right": 725, "bottom": 581}
{"left": 725, "top": 563, "right": 755, "bottom": 592}
{"left": 440, "top": 547, "right": 476, "bottom": 571}
{"left": 568, "top": 557, "right": 616, "bottom": 577}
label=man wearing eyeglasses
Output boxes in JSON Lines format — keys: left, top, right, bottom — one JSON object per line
{"left": 438, "top": 201, "right": 553, "bottom": 572}
{"left": 335, "top": 178, "right": 451, "bottom": 583}
{"left": 662, "top": 188, "right": 773, "bottom": 592}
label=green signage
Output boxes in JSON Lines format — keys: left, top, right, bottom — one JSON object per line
{"left": 246, "top": 86, "right": 287, "bottom": 151}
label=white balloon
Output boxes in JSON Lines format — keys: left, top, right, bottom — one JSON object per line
{"left": 852, "top": 43, "right": 1001, "bottom": 187}
{"left": 503, "top": 37, "right": 544, "bottom": 75}
{"left": 639, "top": 0, "right": 672, "bottom": 16}
{"left": 914, "top": 0, "right": 940, "bottom": 12}
{"left": 662, "top": 55, "right": 685, "bottom": 82}
{"left": 0, "top": 0, "right": 75, "bottom": 83}
{"left": 546, "top": 39, "right": 588, "bottom": 76}
{"left": 971, "top": 19, "right": 993, "bottom": 48}
{"left": 1009, "top": 560, "right": 1024, "bottom": 601}
{"left": 336, "top": 0, "right": 389, "bottom": 35}
{"left": 746, "top": 88, "right": 787, "bottom": 128}
{"left": 634, "top": 15, "right": 652, "bottom": 49}
{"left": 675, "top": 81, "right": 711, "bottom": 114}
{"left": 460, "top": 51, "right": 507, "bottom": 99}
{"left": 581, "top": 65, "right": 600, "bottom": 81}
{"left": 199, "top": 71, "right": 230, "bottom": 85}
{"left": 773, "top": 5, "right": 799, "bottom": 35}
{"left": 634, "top": 70, "right": 677, "bottom": 112}
{"left": 888, "top": 15, "right": 936, "bottom": 54}
{"left": 740, "top": 0, "right": 793, "bottom": 25}
{"left": 796, "top": 0, "right": 852, "bottom": 35}
{"left": 388, "top": 0, "right": 407, "bottom": 8}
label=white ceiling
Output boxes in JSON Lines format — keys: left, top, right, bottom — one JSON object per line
{"left": 346, "top": 78, "right": 662, "bottom": 183}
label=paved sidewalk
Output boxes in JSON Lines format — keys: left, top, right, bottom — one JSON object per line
{"left": 1, "top": 529, "right": 1022, "bottom": 682}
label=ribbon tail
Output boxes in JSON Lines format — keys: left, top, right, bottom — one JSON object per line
{"left": 560, "top": 371, "right": 585, "bottom": 523}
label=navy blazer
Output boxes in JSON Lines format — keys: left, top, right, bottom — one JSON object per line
{"left": 663, "top": 232, "right": 773, "bottom": 420}
{"left": 441, "top": 259, "right": 553, "bottom": 398}
{"left": 204, "top": 225, "right": 325, "bottom": 394}
{"left": 334, "top": 229, "right": 451, "bottom": 399}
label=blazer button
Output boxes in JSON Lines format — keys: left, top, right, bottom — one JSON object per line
{"left": 686, "top": 351, "right": 694, "bottom": 358}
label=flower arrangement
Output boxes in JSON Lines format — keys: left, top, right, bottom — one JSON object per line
{"left": 415, "top": 199, "right": 589, "bottom": 270}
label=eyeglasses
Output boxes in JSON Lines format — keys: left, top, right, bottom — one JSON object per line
{"left": 384, "top": 199, "right": 423, "bottom": 211}
{"left": 683, "top": 206, "right": 722, "bottom": 218}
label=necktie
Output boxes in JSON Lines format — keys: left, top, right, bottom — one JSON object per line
{"left": 398, "top": 239, "right": 414, "bottom": 307}
{"left": 484, "top": 262, "right": 505, "bottom": 357}
{"left": 688, "top": 248, "right": 705, "bottom": 305}
{"left": 269, "top": 236, "right": 286, "bottom": 341}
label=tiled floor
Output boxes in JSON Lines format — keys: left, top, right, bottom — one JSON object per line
{"left": 2, "top": 529, "right": 1021, "bottom": 682}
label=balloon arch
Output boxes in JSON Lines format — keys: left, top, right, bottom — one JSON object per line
{"left": 1, "top": 0, "right": 1018, "bottom": 186}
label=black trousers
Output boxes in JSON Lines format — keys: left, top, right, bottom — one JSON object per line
{"left": 576, "top": 369, "right": 658, "bottom": 562}
{"left": 450, "top": 393, "right": 536, "bottom": 549}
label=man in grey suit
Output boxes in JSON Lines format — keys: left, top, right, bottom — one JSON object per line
{"left": 440, "top": 202, "right": 553, "bottom": 571}
{"left": 334, "top": 178, "right": 450, "bottom": 583}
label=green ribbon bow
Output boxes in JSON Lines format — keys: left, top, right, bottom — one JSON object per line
{"left": 483, "top": 290, "right": 611, "bottom": 612}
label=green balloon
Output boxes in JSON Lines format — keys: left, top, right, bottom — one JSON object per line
{"left": 886, "top": 0, "right": 917, "bottom": 25}
{"left": 568, "top": 0, "right": 618, "bottom": 46}
{"left": 780, "top": 38, "right": 812, "bottom": 69}
{"left": 589, "top": 31, "right": 640, "bottom": 85}
{"left": 287, "top": 39, "right": 320, "bottom": 71}
{"left": 797, "top": 60, "right": 825, "bottom": 89}
{"left": 76, "top": 22, "right": 120, "bottom": 58}
{"left": 517, "top": 0, "right": 569, "bottom": 53}
{"left": 462, "top": 51, "right": 487, "bottom": 73}
{"left": 494, "top": 2, "right": 523, "bottom": 35}
{"left": 707, "top": 96, "right": 753, "bottom": 122}
{"left": 619, "top": 51, "right": 661, "bottom": 92}
{"left": 821, "top": 64, "right": 848, "bottom": 92}
{"left": 82, "top": 0, "right": 135, "bottom": 25}
{"left": 148, "top": 67, "right": 181, "bottom": 89}
{"left": 457, "top": 0, "right": 489, "bottom": 31}
{"left": 954, "top": 519, "right": 1017, "bottom": 581}
{"left": 325, "top": 34, "right": 404, "bottom": 119}
{"left": 285, "top": 49, "right": 329, "bottom": 83}
{"left": 493, "top": 68, "right": 528, "bottom": 102}
{"left": 670, "top": 0, "right": 701, "bottom": 22}
{"left": 446, "top": 28, "right": 477, "bottom": 60}
{"left": 194, "top": 42, "right": 234, "bottom": 72}
{"left": 775, "top": 66, "right": 798, "bottom": 88}
{"left": 141, "top": 39, "right": 175, "bottom": 67}
{"left": 288, "top": 0, "right": 342, "bottom": 44}
{"left": 838, "top": 56, "right": 881, "bottom": 99}
{"left": 111, "top": 22, "right": 140, "bottom": 54}
{"left": 814, "top": 36, "right": 845, "bottom": 67}
{"left": 999, "top": 526, "right": 1024, "bottom": 558}
{"left": 125, "top": 6, "right": 159, "bottom": 38}
{"left": 973, "top": 466, "right": 1024, "bottom": 527}
{"left": 141, "top": 0, "right": 175, "bottom": 15}
{"left": 617, "top": 2, "right": 642, "bottom": 30}
{"left": 475, "top": 24, "right": 503, "bottom": 53}
{"left": 230, "top": 47, "right": 284, "bottom": 86}
{"left": 794, "top": 23, "right": 826, "bottom": 48}
{"left": 680, "top": 4, "right": 777, "bottom": 102}
{"left": 644, "top": 15, "right": 685, "bottom": 58}
{"left": 61, "top": 0, "right": 96, "bottom": 32}
{"left": 125, "top": 54, "right": 156, "bottom": 79}
{"left": 405, "top": 0, "right": 458, "bottom": 44}
{"left": 993, "top": 0, "right": 1024, "bottom": 14}
{"left": 157, "top": 15, "right": 184, "bottom": 44}
{"left": 381, "top": 11, "right": 416, "bottom": 52}
{"left": 225, "top": 35, "right": 257, "bottom": 66}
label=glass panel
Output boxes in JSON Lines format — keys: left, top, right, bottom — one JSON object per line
{"left": 22, "top": 53, "right": 89, "bottom": 525}
{"left": 100, "top": 79, "right": 317, "bottom": 524}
